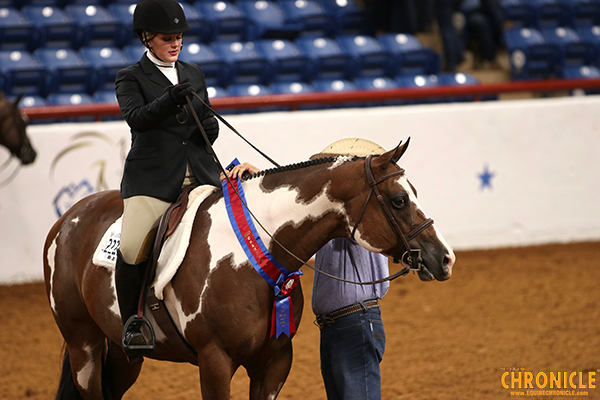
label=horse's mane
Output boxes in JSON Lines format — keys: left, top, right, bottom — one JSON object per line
{"left": 240, "top": 155, "right": 361, "bottom": 182}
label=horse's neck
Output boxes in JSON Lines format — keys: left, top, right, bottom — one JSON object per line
{"left": 240, "top": 165, "right": 353, "bottom": 268}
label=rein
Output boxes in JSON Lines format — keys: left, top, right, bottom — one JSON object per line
{"left": 182, "top": 91, "right": 431, "bottom": 285}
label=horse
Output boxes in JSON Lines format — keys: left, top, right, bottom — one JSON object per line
{"left": 43, "top": 140, "right": 456, "bottom": 400}
{"left": 0, "top": 93, "right": 37, "bottom": 165}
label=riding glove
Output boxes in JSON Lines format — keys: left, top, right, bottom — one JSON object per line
{"left": 168, "top": 80, "right": 193, "bottom": 105}
{"left": 201, "top": 115, "right": 219, "bottom": 143}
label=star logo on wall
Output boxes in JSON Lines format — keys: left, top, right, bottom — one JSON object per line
{"left": 478, "top": 164, "right": 495, "bottom": 191}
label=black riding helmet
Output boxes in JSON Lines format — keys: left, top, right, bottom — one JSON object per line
{"left": 133, "top": 0, "right": 191, "bottom": 37}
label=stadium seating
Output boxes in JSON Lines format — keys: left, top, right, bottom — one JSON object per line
{"left": 18, "top": 94, "right": 46, "bottom": 107}
{"left": 270, "top": 80, "right": 315, "bottom": 94}
{"left": 107, "top": 3, "right": 138, "bottom": 48}
{"left": 254, "top": 38, "right": 310, "bottom": 82}
{"left": 22, "top": 5, "right": 78, "bottom": 49}
{"left": 194, "top": 1, "right": 246, "bottom": 42}
{"left": 354, "top": 76, "right": 401, "bottom": 106}
{"left": 504, "top": 27, "right": 562, "bottom": 80}
{"left": 179, "top": 42, "right": 228, "bottom": 87}
{"left": 541, "top": 26, "right": 596, "bottom": 70}
{"left": 122, "top": 43, "right": 145, "bottom": 62}
{"left": 92, "top": 89, "right": 117, "bottom": 103}
{"left": 501, "top": 0, "right": 537, "bottom": 28}
{"left": 529, "top": 0, "right": 572, "bottom": 28}
{"left": 337, "top": 34, "right": 391, "bottom": 78}
{"left": 238, "top": 0, "right": 303, "bottom": 41}
{"left": 565, "top": 0, "right": 600, "bottom": 27}
{"left": 378, "top": 33, "right": 440, "bottom": 77}
{"left": 562, "top": 64, "right": 600, "bottom": 94}
{"left": 211, "top": 40, "right": 271, "bottom": 84}
{"left": 0, "top": 7, "right": 36, "bottom": 51}
{"left": 396, "top": 74, "right": 441, "bottom": 104}
{"left": 279, "top": 0, "right": 336, "bottom": 38}
{"left": 34, "top": 47, "right": 94, "bottom": 94}
{"left": 178, "top": 2, "right": 214, "bottom": 44}
{"left": 64, "top": 4, "right": 121, "bottom": 48}
{"left": 295, "top": 36, "right": 355, "bottom": 80}
{"left": 0, "top": 49, "right": 46, "bottom": 95}
{"left": 79, "top": 46, "right": 129, "bottom": 91}
{"left": 576, "top": 25, "right": 600, "bottom": 64}
{"left": 319, "top": 0, "right": 366, "bottom": 35}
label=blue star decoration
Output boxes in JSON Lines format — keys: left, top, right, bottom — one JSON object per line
{"left": 478, "top": 164, "right": 496, "bottom": 191}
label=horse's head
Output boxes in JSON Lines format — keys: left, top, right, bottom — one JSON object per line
{"left": 349, "top": 139, "right": 455, "bottom": 282}
{"left": 0, "top": 93, "right": 37, "bottom": 165}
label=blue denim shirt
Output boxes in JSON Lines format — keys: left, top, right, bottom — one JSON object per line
{"left": 311, "top": 238, "right": 390, "bottom": 316}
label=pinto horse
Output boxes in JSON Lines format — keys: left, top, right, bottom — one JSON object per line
{"left": 0, "top": 93, "right": 36, "bottom": 165}
{"left": 43, "top": 140, "right": 455, "bottom": 400}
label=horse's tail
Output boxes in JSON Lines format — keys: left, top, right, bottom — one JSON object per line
{"left": 55, "top": 345, "right": 84, "bottom": 400}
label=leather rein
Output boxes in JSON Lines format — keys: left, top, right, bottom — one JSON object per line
{"left": 181, "top": 90, "right": 433, "bottom": 285}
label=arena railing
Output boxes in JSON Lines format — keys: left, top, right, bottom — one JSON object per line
{"left": 22, "top": 78, "right": 600, "bottom": 121}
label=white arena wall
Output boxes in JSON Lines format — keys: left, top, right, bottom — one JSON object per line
{"left": 1, "top": 96, "right": 599, "bottom": 284}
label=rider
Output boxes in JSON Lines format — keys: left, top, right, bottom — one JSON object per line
{"left": 114, "top": 0, "right": 220, "bottom": 358}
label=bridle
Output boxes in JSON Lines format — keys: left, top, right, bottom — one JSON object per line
{"left": 351, "top": 154, "right": 434, "bottom": 271}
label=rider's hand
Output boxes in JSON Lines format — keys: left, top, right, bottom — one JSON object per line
{"left": 220, "top": 162, "right": 261, "bottom": 182}
{"left": 168, "top": 80, "right": 193, "bottom": 105}
{"left": 201, "top": 115, "right": 219, "bottom": 142}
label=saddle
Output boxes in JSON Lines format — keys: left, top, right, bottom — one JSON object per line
{"left": 136, "top": 185, "right": 200, "bottom": 363}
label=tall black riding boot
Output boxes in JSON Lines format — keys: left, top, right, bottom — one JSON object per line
{"left": 114, "top": 250, "right": 155, "bottom": 358}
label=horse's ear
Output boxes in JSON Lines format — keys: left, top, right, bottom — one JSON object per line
{"left": 390, "top": 137, "right": 410, "bottom": 164}
{"left": 13, "top": 93, "right": 24, "bottom": 108}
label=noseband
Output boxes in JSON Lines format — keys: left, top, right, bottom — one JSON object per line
{"left": 351, "top": 155, "right": 434, "bottom": 269}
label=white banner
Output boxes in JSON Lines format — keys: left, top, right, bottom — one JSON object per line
{"left": 2, "top": 96, "right": 599, "bottom": 283}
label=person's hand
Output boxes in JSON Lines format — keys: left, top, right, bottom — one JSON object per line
{"left": 168, "top": 80, "right": 193, "bottom": 105}
{"left": 220, "top": 162, "right": 261, "bottom": 182}
{"left": 201, "top": 115, "right": 218, "bottom": 141}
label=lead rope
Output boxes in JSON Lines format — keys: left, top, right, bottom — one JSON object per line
{"left": 182, "top": 91, "right": 411, "bottom": 285}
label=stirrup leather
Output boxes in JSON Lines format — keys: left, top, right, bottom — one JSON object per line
{"left": 122, "top": 314, "right": 156, "bottom": 356}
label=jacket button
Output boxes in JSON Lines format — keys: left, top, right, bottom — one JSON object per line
{"left": 182, "top": 140, "right": 187, "bottom": 145}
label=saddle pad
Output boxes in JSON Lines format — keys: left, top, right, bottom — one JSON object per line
{"left": 92, "top": 185, "right": 218, "bottom": 300}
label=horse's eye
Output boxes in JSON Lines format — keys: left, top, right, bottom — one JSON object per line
{"left": 391, "top": 196, "right": 407, "bottom": 209}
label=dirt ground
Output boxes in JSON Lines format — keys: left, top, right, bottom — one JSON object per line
{"left": 1, "top": 241, "right": 599, "bottom": 400}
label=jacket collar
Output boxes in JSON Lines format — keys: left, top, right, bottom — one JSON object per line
{"left": 140, "top": 53, "right": 189, "bottom": 87}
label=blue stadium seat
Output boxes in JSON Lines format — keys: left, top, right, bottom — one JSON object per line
{"left": 123, "top": 44, "right": 146, "bottom": 62}
{"left": 295, "top": 36, "right": 355, "bottom": 80}
{"left": 194, "top": 1, "right": 246, "bottom": 42}
{"left": 92, "top": 90, "right": 117, "bottom": 103}
{"left": 179, "top": 42, "right": 228, "bottom": 86}
{"left": 564, "top": 0, "right": 600, "bottom": 27}
{"left": 226, "top": 82, "right": 276, "bottom": 113}
{"left": 238, "top": 0, "right": 303, "bottom": 41}
{"left": 378, "top": 33, "right": 440, "bottom": 77}
{"left": 396, "top": 74, "right": 441, "bottom": 104}
{"left": 34, "top": 48, "right": 95, "bottom": 94}
{"left": 80, "top": 46, "right": 129, "bottom": 91}
{"left": 319, "top": 0, "right": 366, "bottom": 35}
{"left": 542, "top": 26, "right": 596, "bottom": 69}
{"left": 211, "top": 40, "right": 272, "bottom": 84}
{"left": 354, "top": 76, "right": 401, "bottom": 106}
{"left": 504, "top": 27, "right": 562, "bottom": 79}
{"left": 22, "top": 5, "right": 79, "bottom": 50}
{"left": 65, "top": 4, "right": 121, "bottom": 48}
{"left": 46, "top": 92, "right": 94, "bottom": 104}
{"left": 312, "top": 78, "right": 359, "bottom": 108}
{"left": 279, "top": 0, "right": 336, "bottom": 37}
{"left": 179, "top": 2, "right": 214, "bottom": 44}
{"left": 255, "top": 39, "right": 310, "bottom": 82}
{"left": 576, "top": 25, "right": 600, "bottom": 63}
{"left": 437, "top": 72, "right": 492, "bottom": 101}
{"left": 337, "top": 34, "right": 391, "bottom": 77}
{"left": 501, "top": 0, "right": 537, "bottom": 28}
{"left": 206, "top": 85, "right": 229, "bottom": 99}
{"left": 18, "top": 94, "right": 46, "bottom": 107}
{"left": 0, "top": 7, "right": 36, "bottom": 51}
{"left": 107, "top": 3, "right": 138, "bottom": 47}
{"left": 530, "top": 0, "right": 572, "bottom": 28}
{"left": 0, "top": 50, "right": 46, "bottom": 96}
{"left": 270, "top": 80, "right": 315, "bottom": 94}
{"left": 562, "top": 64, "right": 600, "bottom": 94}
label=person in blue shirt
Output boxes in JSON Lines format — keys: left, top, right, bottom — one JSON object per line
{"left": 310, "top": 138, "right": 391, "bottom": 400}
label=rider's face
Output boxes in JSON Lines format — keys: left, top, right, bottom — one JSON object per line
{"left": 148, "top": 33, "right": 183, "bottom": 63}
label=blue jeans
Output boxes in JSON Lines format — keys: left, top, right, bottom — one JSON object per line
{"left": 319, "top": 307, "right": 386, "bottom": 400}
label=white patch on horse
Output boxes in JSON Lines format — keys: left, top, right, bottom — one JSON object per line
{"left": 46, "top": 235, "right": 58, "bottom": 314}
{"left": 108, "top": 269, "right": 120, "bottom": 318}
{"left": 70, "top": 216, "right": 80, "bottom": 224}
{"left": 328, "top": 156, "right": 353, "bottom": 170}
{"left": 268, "top": 382, "right": 284, "bottom": 400}
{"left": 75, "top": 345, "right": 94, "bottom": 391}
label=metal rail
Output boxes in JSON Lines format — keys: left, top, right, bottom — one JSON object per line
{"left": 22, "top": 78, "right": 600, "bottom": 121}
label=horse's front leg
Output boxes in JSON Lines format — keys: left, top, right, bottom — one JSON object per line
{"left": 198, "top": 342, "right": 236, "bottom": 400}
{"left": 247, "top": 341, "right": 293, "bottom": 400}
